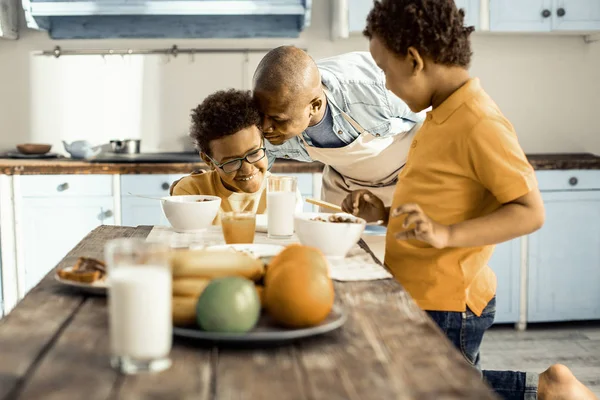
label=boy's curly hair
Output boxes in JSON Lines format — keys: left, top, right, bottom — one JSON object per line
{"left": 364, "top": 0, "right": 474, "bottom": 68}
{"left": 190, "top": 89, "right": 261, "bottom": 156}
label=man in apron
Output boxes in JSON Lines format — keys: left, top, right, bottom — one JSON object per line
{"left": 253, "top": 46, "right": 425, "bottom": 208}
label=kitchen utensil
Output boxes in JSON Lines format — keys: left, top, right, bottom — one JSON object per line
{"left": 110, "top": 139, "right": 141, "bottom": 154}
{"left": 16, "top": 143, "right": 52, "bottom": 155}
{"left": 127, "top": 192, "right": 164, "bottom": 201}
{"left": 305, "top": 197, "right": 343, "bottom": 212}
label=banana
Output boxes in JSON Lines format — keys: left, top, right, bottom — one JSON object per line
{"left": 172, "top": 295, "right": 199, "bottom": 326}
{"left": 170, "top": 249, "right": 264, "bottom": 281}
{"left": 173, "top": 277, "right": 211, "bottom": 297}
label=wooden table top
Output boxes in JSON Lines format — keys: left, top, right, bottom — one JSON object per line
{"left": 0, "top": 225, "right": 497, "bottom": 400}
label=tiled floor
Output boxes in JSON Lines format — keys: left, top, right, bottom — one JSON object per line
{"left": 481, "top": 322, "right": 600, "bottom": 396}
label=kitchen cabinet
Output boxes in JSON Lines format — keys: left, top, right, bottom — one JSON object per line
{"left": 490, "top": 0, "right": 600, "bottom": 32}
{"left": 347, "top": 0, "right": 479, "bottom": 34}
{"left": 16, "top": 174, "right": 115, "bottom": 292}
{"left": 527, "top": 189, "right": 600, "bottom": 322}
{"left": 553, "top": 0, "right": 600, "bottom": 31}
{"left": 121, "top": 174, "right": 185, "bottom": 227}
{"left": 488, "top": 239, "right": 521, "bottom": 324}
{"left": 20, "top": 197, "right": 114, "bottom": 292}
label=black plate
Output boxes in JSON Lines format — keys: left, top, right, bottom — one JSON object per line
{"left": 173, "top": 306, "right": 347, "bottom": 346}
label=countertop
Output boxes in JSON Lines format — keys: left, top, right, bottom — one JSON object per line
{"left": 0, "top": 153, "right": 598, "bottom": 175}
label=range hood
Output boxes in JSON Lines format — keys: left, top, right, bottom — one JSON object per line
{"left": 22, "top": 0, "right": 312, "bottom": 39}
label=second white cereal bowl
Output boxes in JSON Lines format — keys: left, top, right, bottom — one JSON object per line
{"left": 294, "top": 212, "right": 366, "bottom": 259}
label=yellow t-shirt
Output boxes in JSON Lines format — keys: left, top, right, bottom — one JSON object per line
{"left": 384, "top": 78, "right": 537, "bottom": 316}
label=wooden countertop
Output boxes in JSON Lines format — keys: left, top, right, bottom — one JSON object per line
{"left": 0, "top": 225, "right": 496, "bottom": 400}
{"left": 0, "top": 159, "right": 325, "bottom": 175}
{"left": 0, "top": 153, "right": 598, "bottom": 175}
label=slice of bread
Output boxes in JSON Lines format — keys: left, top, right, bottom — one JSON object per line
{"left": 57, "top": 269, "right": 102, "bottom": 283}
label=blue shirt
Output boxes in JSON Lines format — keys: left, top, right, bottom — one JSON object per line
{"left": 304, "top": 104, "right": 346, "bottom": 148}
{"left": 266, "top": 51, "right": 426, "bottom": 166}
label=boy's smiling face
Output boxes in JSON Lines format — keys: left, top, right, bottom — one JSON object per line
{"left": 369, "top": 35, "right": 431, "bottom": 113}
{"left": 203, "top": 125, "right": 268, "bottom": 194}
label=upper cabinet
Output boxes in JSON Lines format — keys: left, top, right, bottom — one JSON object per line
{"left": 337, "top": 0, "right": 600, "bottom": 40}
{"left": 22, "top": 0, "right": 312, "bottom": 39}
{"left": 0, "top": 0, "right": 18, "bottom": 39}
{"left": 454, "top": 0, "right": 481, "bottom": 29}
{"left": 345, "top": 0, "right": 479, "bottom": 35}
{"left": 490, "top": 0, "right": 600, "bottom": 32}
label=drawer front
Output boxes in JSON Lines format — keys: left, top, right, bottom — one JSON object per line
{"left": 122, "top": 174, "right": 186, "bottom": 197}
{"left": 536, "top": 170, "right": 600, "bottom": 191}
{"left": 19, "top": 175, "right": 113, "bottom": 197}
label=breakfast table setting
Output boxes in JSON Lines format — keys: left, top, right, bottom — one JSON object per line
{"left": 0, "top": 177, "right": 499, "bottom": 399}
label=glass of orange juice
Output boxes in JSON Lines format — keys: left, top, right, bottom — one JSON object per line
{"left": 221, "top": 211, "right": 256, "bottom": 244}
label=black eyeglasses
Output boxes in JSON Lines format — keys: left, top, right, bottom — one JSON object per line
{"left": 206, "top": 147, "right": 267, "bottom": 174}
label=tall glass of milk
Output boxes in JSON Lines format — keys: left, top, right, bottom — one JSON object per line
{"left": 267, "top": 176, "right": 298, "bottom": 239}
{"left": 105, "top": 238, "right": 172, "bottom": 374}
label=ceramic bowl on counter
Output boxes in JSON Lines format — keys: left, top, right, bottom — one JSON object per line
{"left": 16, "top": 143, "right": 52, "bottom": 155}
{"left": 294, "top": 212, "right": 366, "bottom": 259}
{"left": 161, "top": 195, "right": 222, "bottom": 232}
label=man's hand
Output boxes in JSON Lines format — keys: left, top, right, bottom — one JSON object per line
{"left": 391, "top": 204, "right": 451, "bottom": 249}
{"left": 341, "top": 190, "right": 388, "bottom": 224}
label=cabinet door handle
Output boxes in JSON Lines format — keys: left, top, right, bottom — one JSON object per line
{"left": 556, "top": 8, "right": 566, "bottom": 17}
{"left": 161, "top": 182, "right": 170, "bottom": 190}
{"left": 541, "top": 9, "right": 551, "bottom": 18}
{"left": 57, "top": 182, "right": 69, "bottom": 192}
{"left": 568, "top": 177, "right": 578, "bottom": 186}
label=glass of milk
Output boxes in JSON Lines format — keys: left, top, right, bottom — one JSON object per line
{"left": 267, "top": 176, "right": 298, "bottom": 239}
{"left": 105, "top": 238, "right": 172, "bottom": 374}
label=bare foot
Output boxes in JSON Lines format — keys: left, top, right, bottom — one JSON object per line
{"left": 538, "top": 364, "right": 598, "bottom": 400}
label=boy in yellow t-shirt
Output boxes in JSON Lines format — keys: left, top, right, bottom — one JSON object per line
{"left": 343, "top": 1, "right": 597, "bottom": 399}
{"left": 171, "top": 89, "right": 302, "bottom": 224}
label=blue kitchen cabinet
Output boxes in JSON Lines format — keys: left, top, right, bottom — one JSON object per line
{"left": 488, "top": 239, "right": 521, "bottom": 324}
{"left": 490, "top": 0, "right": 553, "bottom": 32}
{"left": 120, "top": 174, "right": 185, "bottom": 227}
{"left": 455, "top": 0, "right": 481, "bottom": 29}
{"left": 527, "top": 188, "right": 600, "bottom": 322}
{"left": 348, "top": 0, "right": 479, "bottom": 33}
{"left": 490, "top": 0, "right": 600, "bottom": 32}
{"left": 553, "top": 0, "right": 600, "bottom": 31}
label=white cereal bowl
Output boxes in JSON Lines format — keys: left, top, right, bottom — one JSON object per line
{"left": 161, "top": 195, "right": 221, "bottom": 233}
{"left": 294, "top": 212, "right": 366, "bottom": 259}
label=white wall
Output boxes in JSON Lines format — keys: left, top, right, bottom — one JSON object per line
{"left": 0, "top": 0, "right": 599, "bottom": 154}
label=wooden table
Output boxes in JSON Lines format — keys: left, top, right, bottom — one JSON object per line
{"left": 0, "top": 225, "right": 497, "bottom": 400}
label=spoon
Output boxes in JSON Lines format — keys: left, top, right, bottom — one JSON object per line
{"left": 127, "top": 192, "right": 164, "bottom": 201}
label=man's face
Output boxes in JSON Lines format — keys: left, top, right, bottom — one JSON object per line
{"left": 253, "top": 90, "right": 312, "bottom": 145}
{"left": 369, "top": 35, "right": 430, "bottom": 113}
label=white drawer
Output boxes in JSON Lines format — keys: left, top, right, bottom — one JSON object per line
{"left": 122, "top": 174, "right": 186, "bottom": 197}
{"left": 19, "top": 175, "right": 113, "bottom": 197}
{"left": 536, "top": 170, "right": 600, "bottom": 191}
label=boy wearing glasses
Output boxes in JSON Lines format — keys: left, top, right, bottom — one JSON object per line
{"left": 171, "top": 89, "right": 301, "bottom": 222}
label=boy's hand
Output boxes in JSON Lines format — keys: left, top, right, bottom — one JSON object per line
{"left": 392, "top": 204, "right": 451, "bottom": 249}
{"left": 341, "top": 190, "right": 387, "bottom": 223}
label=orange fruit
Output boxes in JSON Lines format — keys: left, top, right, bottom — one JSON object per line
{"left": 264, "top": 246, "right": 334, "bottom": 328}
{"left": 265, "top": 244, "right": 329, "bottom": 287}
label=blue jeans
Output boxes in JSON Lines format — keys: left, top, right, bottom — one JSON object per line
{"left": 427, "top": 297, "right": 538, "bottom": 400}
